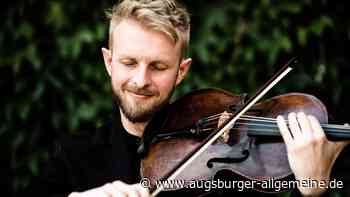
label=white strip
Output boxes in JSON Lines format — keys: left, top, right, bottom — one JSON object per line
{"left": 151, "top": 67, "right": 293, "bottom": 196}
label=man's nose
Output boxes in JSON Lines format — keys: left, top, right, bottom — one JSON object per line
{"left": 131, "top": 64, "right": 151, "bottom": 88}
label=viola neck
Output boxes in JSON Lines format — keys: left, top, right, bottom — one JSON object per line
{"left": 246, "top": 120, "right": 350, "bottom": 140}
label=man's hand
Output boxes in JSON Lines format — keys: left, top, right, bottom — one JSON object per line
{"left": 277, "top": 112, "right": 349, "bottom": 196}
{"left": 68, "top": 181, "right": 150, "bottom": 197}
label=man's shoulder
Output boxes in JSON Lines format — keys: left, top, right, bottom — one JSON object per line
{"left": 28, "top": 120, "right": 117, "bottom": 196}
{"left": 53, "top": 120, "right": 114, "bottom": 158}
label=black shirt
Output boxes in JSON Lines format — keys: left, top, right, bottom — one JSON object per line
{"left": 26, "top": 103, "right": 326, "bottom": 197}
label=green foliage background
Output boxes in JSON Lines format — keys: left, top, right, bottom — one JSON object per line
{"left": 1, "top": 0, "right": 349, "bottom": 196}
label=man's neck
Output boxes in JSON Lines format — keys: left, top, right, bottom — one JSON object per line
{"left": 119, "top": 109, "right": 150, "bottom": 137}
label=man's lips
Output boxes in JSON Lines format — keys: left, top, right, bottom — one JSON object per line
{"left": 126, "top": 90, "right": 153, "bottom": 99}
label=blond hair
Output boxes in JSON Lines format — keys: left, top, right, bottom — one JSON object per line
{"left": 106, "top": 0, "right": 190, "bottom": 59}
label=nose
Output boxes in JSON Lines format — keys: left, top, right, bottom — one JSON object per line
{"left": 131, "top": 63, "right": 151, "bottom": 88}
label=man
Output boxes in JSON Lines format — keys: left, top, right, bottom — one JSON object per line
{"left": 32, "top": 0, "right": 348, "bottom": 196}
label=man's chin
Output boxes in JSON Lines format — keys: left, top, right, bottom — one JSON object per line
{"left": 114, "top": 91, "right": 171, "bottom": 123}
{"left": 121, "top": 108, "right": 155, "bottom": 123}
{"left": 121, "top": 99, "right": 168, "bottom": 123}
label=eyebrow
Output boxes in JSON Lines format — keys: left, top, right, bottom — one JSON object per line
{"left": 118, "top": 55, "right": 135, "bottom": 60}
{"left": 118, "top": 57, "right": 136, "bottom": 61}
{"left": 151, "top": 60, "right": 170, "bottom": 66}
{"left": 118, "top": 56, "right": 173, "bottom": 67}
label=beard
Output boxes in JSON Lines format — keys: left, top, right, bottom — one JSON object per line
{"left": 113, "top": 82, "right": 174, "bottom": 123}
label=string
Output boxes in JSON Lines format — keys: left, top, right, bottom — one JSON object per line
{"left": 200, "top": 119, "right": 350, "bottom": 134}
{"left": 199, "top": 112, "right": 350, "bottom": 130}
{"left": 199, "top": 123, "right": 350, "bottom": 136}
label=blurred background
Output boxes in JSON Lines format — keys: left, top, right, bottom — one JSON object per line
{"left": 1, "top": 0, "right": 349, "bottom": 196}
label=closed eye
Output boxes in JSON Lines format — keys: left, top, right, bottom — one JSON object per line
{"left": 151, "top": 62, "right": 169, "bottom": 71}
{"left": 120, "top": 58, "right": 137, "bottom": 67}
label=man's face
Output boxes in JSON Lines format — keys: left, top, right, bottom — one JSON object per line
{"left": 102, "top": 18, "right": 191, "bottom": 123}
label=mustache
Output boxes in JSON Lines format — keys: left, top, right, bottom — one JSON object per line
{"left": 123, "top": 83, "right": 157, "bottom": 96}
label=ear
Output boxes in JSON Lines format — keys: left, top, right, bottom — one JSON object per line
{"left": 175, "top": 58, "right": 192, "bottom": 86}
{"left": 101, "top": 47, "right": 112, "bottom": 77}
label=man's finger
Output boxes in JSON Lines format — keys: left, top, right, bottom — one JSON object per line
{"left": 288, "top": 112, "right": 303, "bottom": 140}
{"left": 277, "top": 115, "right": 293, "bottom": 146}
{"left": 297, "top": 112, "right": 313, "bottom": 140}
{"left": 112, "top": 181, "right": 138, "bottom": 197}
{"left": 104, "top": 183, "right": 126, "bottom": 197}
{"left": 308, "top": 115, "right": 326, "bottom": 139}
{"left": 132, "top": 184, "right": 150, "bottom": 197}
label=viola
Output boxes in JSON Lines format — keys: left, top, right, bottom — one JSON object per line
{"left": 138, "top": 60, "right": 350, "bottom": 196}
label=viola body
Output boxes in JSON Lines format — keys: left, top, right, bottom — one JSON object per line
{"left": 140, "top": 88, "right": 328, "bottom": 193}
